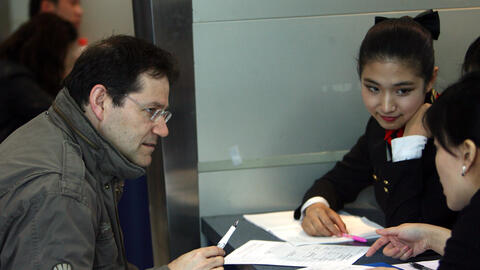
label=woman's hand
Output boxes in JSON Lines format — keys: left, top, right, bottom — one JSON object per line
{"left": 366, "top": 223, "right": 432, "bottom": 260}
{"left": 404, "top": 103, "right": 431, "bottom": 137}
{"left": 301, "top": 203, "right": 347, "bottom": 237}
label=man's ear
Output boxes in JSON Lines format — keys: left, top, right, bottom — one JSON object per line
{"left": 462, "top": 139, "right": 478, "bottom": 174}
{"left": 89, "top": 85, "right": 108, "bottom": 121}
{"left": 426, "top": 66, "right": 439, "bottom": 93}
{"left": 40, "top": 0, "right": 57, "bottom": 13}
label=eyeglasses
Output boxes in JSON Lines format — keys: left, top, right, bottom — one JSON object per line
{"left": 124, "top": 95, "right": 172, "bottom": 123}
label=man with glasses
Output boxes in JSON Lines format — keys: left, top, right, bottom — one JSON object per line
{"left": 0, "top": 35, "right": 225, "bottom": 270}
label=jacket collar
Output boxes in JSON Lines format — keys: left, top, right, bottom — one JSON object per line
{"left": 49, "top": 88, "right": 145, "bottom": 183}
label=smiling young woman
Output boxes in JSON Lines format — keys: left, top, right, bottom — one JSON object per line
{"left": 295, "top": 10, "right": 457, "bottom": 238}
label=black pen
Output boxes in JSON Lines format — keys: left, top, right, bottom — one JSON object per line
{"left": 409, "top": 262, "right": 434, "bottom": 270}
{"left": 217, "top": 220, "right": 239, "bottom": 249}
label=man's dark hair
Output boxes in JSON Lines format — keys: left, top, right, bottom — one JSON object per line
{"left": 0, "top": 13, "right": 77, "bottom": 96}
{"left": 64, "top": 35, "right": 179, "bottom": 108}
{"left": 29, "top": 0, "right": 59, "bottom": 17}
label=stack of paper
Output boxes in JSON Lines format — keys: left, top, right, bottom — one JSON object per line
{"left": 243, "top": 210, "right": 383, "bottom": 245}
{"left": 224, "top": 240, "right": 370, "bottom": 268}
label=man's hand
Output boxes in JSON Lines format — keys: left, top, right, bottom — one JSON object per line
{"left": 404, "top": 103, "right": 431, "bottom": 137}
{"left": 168, "top": 246, "right": 225, "bottom": 270}
{"left": 301, "top": 203, "right": 347, "bottom": 236}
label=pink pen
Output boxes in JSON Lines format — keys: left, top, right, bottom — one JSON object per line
{"left": 342, "top": 233, "right": 367, "bottom": 243}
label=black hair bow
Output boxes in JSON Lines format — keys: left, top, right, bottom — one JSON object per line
{"left": 374, "top": 9, "right": 440, "bottom": 40}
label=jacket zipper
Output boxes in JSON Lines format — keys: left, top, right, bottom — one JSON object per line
{"left": 112, "top": 181, "right": 129, "bottom": 270}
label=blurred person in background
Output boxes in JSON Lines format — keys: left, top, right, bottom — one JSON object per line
{"left": 30, "top": 0, "right": 87, "bottom": 59}
{"left": 29, "top": 0, "right": 83, "bottom": 29}
{"left": 0, "top": 13, "right": 77, "bottom": 143}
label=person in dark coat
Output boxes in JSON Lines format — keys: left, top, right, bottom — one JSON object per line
{"left": 366, "top": 72, "right": 480, "bottom": 270}
{"left": 0, "top": 13, "right": 77, "bottom": 142}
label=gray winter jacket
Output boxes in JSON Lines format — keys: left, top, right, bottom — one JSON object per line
{"left": 0, "top": 88, "right": 168, "bottom": 270}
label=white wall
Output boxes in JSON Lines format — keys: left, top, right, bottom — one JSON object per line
{"left": 8, "top": 0, "right": 28, "bottom": 33}
{"left": 79, "top": 0, "right": 134, "bottom": 42}
{"left": 193, "top": 1, "right": 480, "bottom": 218}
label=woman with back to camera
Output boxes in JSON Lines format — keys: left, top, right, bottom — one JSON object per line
{"left": 462, "top": 35, "right": 480, "bottom": 74}
{"left": 295, "top": 10, "right": 457, "bottom": 237}
{"left": 0, "top": 13, "right": 77, "bottom": 143}
{"left": 366, "top": 71, "right": 480, "bottom": 269}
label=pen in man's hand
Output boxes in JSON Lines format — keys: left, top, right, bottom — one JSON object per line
{"left": 217, "top": 220, "right": 239, "bottom": 249}
{"left": 409, "top": 262, "right": 434, "bottom": 270}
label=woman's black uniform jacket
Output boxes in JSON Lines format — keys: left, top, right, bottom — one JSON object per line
{"left": 440, "top": 190, "right": 480, "bottom": 269}
{"left": 294, "top": 116, "right": 457, "bottom": 229}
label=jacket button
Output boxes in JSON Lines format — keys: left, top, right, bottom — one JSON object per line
{"left": 383, "top": 180, "right": 389, "bottom": 185}
{"left": 104, "top": 183, "right": 110, "bottom": 190}
{"left": 373, "top": 174, "right": 378, "bottom": 181}
{"left": 384, "top": 187, "right": 389, "bottom": 193}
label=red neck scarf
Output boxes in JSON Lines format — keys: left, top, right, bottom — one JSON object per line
{"left": 384, "top": 128, "right": 404, "bottom": 145}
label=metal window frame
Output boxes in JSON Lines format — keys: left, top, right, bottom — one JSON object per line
{"left": 132, "top": 0, "right": 199, "bottom": 265}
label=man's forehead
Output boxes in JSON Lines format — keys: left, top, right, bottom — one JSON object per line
{"left": 138, "top": 73, "right": 170, "bottom": 88}
{"left": 134, "top": 74, "right": 170, "bottom": 106}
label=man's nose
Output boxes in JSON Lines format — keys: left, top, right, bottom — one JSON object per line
{"left": 152, "top": 121, "right": 169, "bottom": 137}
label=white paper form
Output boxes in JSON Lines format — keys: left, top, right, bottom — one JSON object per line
{"left": 244, "top": 211, "right": 383, "bottom": 245}
{"left": 224, "top": 240, "right": 370, "bottom": 267}
{"left": 299, "top": 265, "right": 374, "bottom": 270}
{"left": 393, "top": 259, "right": 439, "bottom": 269}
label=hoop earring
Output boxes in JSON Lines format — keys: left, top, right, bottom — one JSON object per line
{"left": 461, "top": 165, "right": 467, "bottom": 176}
